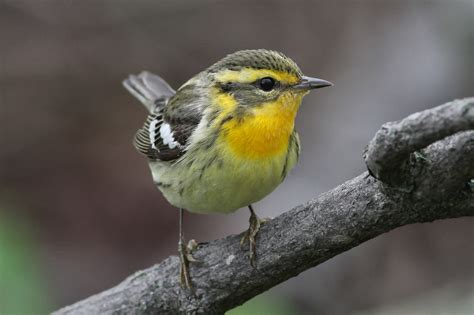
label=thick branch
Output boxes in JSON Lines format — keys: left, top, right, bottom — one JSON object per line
{"left": 54, "top": 98, "right": 474, "bottom": 315}
{"left": 364, "top": 97, "right": 474, "bottom": 186}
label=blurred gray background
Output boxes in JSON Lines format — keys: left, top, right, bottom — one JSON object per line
{"left": 0, "top": 0, "right": 473, "bottom": 314}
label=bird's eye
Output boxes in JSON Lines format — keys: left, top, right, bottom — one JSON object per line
{"left": 258, "top": 77, "right": 276, "bottom": 91}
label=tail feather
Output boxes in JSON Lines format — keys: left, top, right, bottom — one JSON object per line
{"left": 122, "top": 71, "right": 176, "bottom": 113}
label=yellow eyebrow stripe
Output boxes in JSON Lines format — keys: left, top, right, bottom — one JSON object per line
{"left": 215, "top": 68, "right": 300, "bottom": 85}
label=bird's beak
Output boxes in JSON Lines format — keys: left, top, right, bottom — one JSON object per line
{"left": 293, "top": 76, "right": 333, "bottom": 90}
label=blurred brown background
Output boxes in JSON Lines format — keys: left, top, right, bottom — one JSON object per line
{"left": 1, "top": 0, "right": 473, "bottom": 314}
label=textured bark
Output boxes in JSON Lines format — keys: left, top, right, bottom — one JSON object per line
{"left": 364, "top": 98, "right": 474, "bottom": 186}
{"left": 54, "top": 98, "right": 474, "bottom": 315}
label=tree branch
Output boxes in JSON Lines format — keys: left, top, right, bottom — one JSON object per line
{"left": 54, "top": 98, "right": 474, "bottom": 315}
{"left": 364, "top": 98, "right": 474, "bottom": 186}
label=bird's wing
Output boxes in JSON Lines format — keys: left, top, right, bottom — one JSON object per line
{"left": 132, "top": 76, "right": 205, "bottom": 162}
{"left": 281, "top": 131, "right": 300, "bottom": 180}
{"left": 123, "top": 71, "right": 176, "bottom": 114}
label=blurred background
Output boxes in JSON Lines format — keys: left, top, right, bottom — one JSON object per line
{"left": 1, "top": 0, "right": 473, "bottom": 314}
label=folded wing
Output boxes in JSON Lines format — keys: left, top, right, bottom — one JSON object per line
{"left": 124, "top": 71, "right": 204, "bottom": 162}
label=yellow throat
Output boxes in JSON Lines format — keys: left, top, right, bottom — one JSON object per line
{"left": 216, "top": 91, "right": 304, "bottom": 160}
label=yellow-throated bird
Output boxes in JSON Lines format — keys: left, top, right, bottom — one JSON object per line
{"left": 123, "top": 49, "right": 332, "bottom": 288}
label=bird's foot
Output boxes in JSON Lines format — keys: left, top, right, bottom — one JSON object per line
{"left": 179, "top": 238, "right": 198, "bottom": 289}
{"left": 240, "top": 212, "right": 269, "bottom": 267}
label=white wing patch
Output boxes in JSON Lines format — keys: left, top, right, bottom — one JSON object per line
{"left": 134, "top": 113, "right": 186, "bottom": 161}
{"left": 148, "top": 119, "right": 159, "bottom": 150}
{"left": 158, "top": 122, "right": 180, "bottom": 149}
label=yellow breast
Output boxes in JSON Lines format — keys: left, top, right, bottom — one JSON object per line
{"left": 219, "top": 92, "right": 303, "bottom": 160}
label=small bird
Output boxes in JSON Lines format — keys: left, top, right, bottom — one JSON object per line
{"left": 123, "top": 49, "right": 332, "bottom": 288}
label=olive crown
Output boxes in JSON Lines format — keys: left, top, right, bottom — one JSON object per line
{"left": 207, "top": 49, "right": 303, "bottom": 78}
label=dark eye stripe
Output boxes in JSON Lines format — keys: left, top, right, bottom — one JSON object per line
{"left": 218, "top": 77, "right": 282, "bottom": 94}
{"left": 221, "top": 82, "right": 233, "bottom": 92}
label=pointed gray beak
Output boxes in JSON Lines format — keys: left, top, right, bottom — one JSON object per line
{"left": 293, "top": 76, "right": 333, "bottom": 90}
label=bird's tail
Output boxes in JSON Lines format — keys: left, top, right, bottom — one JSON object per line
{"left": 122, "top": 71, "right": 176, "bottom": 114}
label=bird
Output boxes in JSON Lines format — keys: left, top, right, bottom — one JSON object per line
{"left": 123, "top": 49, "right": 332, "bottom": 288}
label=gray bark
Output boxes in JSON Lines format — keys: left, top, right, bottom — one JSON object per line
{"left": 364, "top": 98, "right": 474, "bottom": 187}
{"left": 54, "top": 97, "right": 474, "bottom": 315}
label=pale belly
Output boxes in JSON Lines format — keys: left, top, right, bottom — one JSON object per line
{"left": 149, "top": 145, "right": 297, "bottom": 214}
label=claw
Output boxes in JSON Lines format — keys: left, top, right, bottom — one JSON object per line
{"left": 240, "top": 208, "right": 267, "bottom": 267}
{"left": 179, "top": 238, "right": 198, "bottom": 289}
{"left": 240, "top": 230, "right": 250, "bottom": 248}
{"left": 187, "top": 239, "right": 198, "bottom": 251}
{"left": 186, "top": 239, "right": 198, "bottom": 262}
{"left": 260, "top": 217, "right": 271, "bottom": 224}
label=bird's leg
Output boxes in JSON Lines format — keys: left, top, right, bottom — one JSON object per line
{"left": 240, "top": 205, "right": 268, "bottom": 266}
{"left": 178, "top": 208, "right": 197, "bottom": 289}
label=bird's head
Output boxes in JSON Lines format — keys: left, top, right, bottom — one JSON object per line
{"left": 183, "top": 49, "right": 333, "bottom": 159}
{"left": 205, "top": 49, "right": 332, "bottom": 116}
